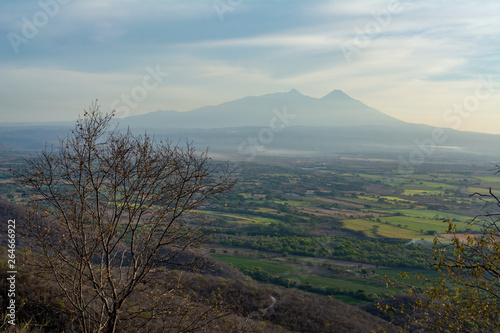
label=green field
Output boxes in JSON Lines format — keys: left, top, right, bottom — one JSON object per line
{"left": 380, "top": 196, "right": 417, "bottom": 203}
{"left": 276, "top": 199, "right": 314, "bottom": 207}
{"left": 211, "top": 255, "right": 393, "bottom": 294}
{"left": 388, "top": 209, "right": 472, "bottom": 222}
{"left": 374, "top": 267, "right": 440, "bottom": 284}
{"left": 466, "top": 186, "right": 490, "bottom": 193}
{"left": 211, "top": 254, "right": 395, "bottom": 305}
{"left": 344, "top": 212, "right": 481, "bottom": 239}
{"left": 378, "top": 216, "right": 470, "bottom": 234}
{"left": 343, "top": 219, "right": 423, "bottom": 239}
{"left": 476, "top": 176, "right": 500, "bottom": 183}
{"left": 288, "top": 273, "right": 392, "bottom": 296}
{"left": 338, "top": 197, "right": 395, "bottom": 209}
{"left": 211, "top": 254, "right": 298, "bottom": 274}
{"left": 358, "top": 174, "right": 390, "bottom": 182}
{"left": 401, "top": 181, "right": 459, "bottom": 196}
{"left": 403, "top": 189, "right": 443, "bottom": 195}
{"left": 203, "top": 211, "right": 279, "bottom": 225}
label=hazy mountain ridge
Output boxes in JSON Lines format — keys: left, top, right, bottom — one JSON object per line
{"left": 117, "top": 89, "right": 406, "bottom": 129}
{"left": 0, "top": 89, "right": 498, "bottom": 160}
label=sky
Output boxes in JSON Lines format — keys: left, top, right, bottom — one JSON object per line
{"left": 0, "top": 0, "right": 499, "bottom": 134}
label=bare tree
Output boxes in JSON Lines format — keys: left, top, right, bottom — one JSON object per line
{"left": 13, "top": 102, "right": 234, "bottom": 332}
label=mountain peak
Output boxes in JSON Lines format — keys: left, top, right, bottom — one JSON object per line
{"left": 287, "top": 88, "right": 302, "bottom": 95}
{"left": 321, "top": 89, "right": 352, "bottom": 100}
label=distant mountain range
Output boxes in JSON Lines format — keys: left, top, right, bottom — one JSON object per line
{"left": 118, "top": 89, "right": 404, "bottom": 129}
{"left": 1, "top": 89, "right": 499, "bottom": 161}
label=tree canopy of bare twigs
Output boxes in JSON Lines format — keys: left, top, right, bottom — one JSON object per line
{"left": 12, "top": 102, "right": 235, "bottom": 333}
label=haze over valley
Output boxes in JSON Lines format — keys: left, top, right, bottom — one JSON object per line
{"left": 1, "top": 89, "right": 498, "bottom": 162}
{"left": 0, "top": 1, "right": 499, "bottom": 332}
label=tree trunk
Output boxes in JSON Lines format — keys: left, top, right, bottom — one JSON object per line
{"left": 105, "top": 312, "right": 118, "bottom": 333}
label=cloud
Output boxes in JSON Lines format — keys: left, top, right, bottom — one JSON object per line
{"left": 0, "top": 0, "right": 498, "bottom": 133}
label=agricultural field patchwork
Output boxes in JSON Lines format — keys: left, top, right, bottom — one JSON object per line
{"left": 2, "top": 153, "right": 496, "bottom": 307}
{"left": 197, "top": 158, "right": 497, "bottom": 304}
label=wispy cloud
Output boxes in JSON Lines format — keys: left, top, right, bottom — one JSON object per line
{"left": 0, "top": 0, "right": 498, "bottom": 133}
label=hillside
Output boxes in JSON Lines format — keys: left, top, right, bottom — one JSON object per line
{"left": 0, "top": 198, "right": 394, "bottom": 332}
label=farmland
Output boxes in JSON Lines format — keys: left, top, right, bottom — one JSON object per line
{"left": 195, "top": 156, "right": 499, "bottom": 304}
{"left": 1, "top": 152, "right": 497, "bottom": 306}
